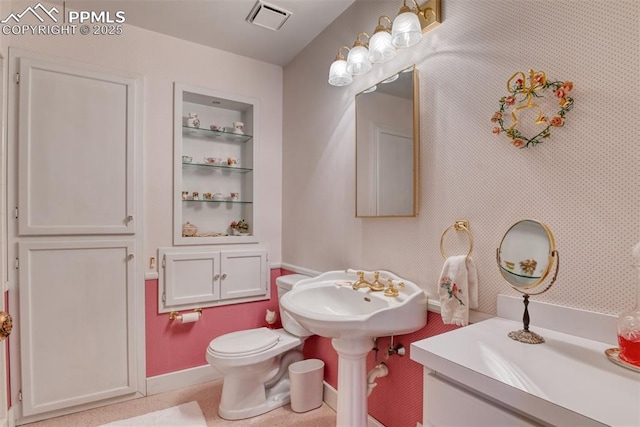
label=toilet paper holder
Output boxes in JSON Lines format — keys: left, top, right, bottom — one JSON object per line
{"left": 169, "top": 308, "right": 202, "bottom": 322}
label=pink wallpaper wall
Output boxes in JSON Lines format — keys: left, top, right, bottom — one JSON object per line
{"left": 145, "top": 269, "right": 283, "bottom": 377}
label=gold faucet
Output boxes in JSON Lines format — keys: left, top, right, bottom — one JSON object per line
{"left": 384, "top": 278, "right": 405, "bottom": 297}
{"left": 352, "top": 271, "right": 372, "bottom": 290}
{"left": 352, "top": 271, "right": 385, "bottom": 291}
{"left": 370, "top": 271, "right": 385, "bottom": 291}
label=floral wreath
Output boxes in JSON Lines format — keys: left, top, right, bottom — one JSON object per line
{"left": 491, "top": 69, "right": 574, "bottom": 148}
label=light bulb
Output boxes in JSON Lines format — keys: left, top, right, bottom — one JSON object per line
{"left": 369, "top": 30, "right": 396, "bottom": 64}
{"left": 391, "top": 5, "right": 422, "bottom": 48}
{"left": 328, "top": 58, "right": 353, "bottom": 86}
{"left": 346, "top": 44, "right": 372, "bottom": 76}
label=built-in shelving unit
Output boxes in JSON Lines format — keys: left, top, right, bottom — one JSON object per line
{"left": 173, "top": 83, "right": 259, "bottom": 245}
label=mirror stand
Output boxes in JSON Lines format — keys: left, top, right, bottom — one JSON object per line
{"left": 508, "top": 250, "right": 559, "bottom": 344}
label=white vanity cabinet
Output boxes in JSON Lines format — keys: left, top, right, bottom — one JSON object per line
{"left": 174, "top": 83, "right": 258, "bottom": 245}
{"left": 158, "top": 246, "right": 269, "bottom": 313}
{"left": 424, "top": 373, "right": 538, "bottom": 427}
{"left": 411, "top": 317, "right": 640, "bottom": 427}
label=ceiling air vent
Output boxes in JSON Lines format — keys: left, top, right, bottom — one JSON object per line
{"left": 246, "top": 0, "right": 292, "bottom": 31}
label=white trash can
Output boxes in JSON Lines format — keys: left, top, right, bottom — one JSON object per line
{"left": 289, "top": 358, "right": 325, "bottom": 413}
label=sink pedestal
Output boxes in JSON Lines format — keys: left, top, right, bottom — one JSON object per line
{"left": 331, "top": 337, "right": 374, "bottom": 427}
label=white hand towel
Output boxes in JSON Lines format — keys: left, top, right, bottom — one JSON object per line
{"left": 438, "top": 255, "right": 478, "bottom": 326}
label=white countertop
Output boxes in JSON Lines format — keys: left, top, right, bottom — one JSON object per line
{"left": 411, "top": 317, "right": 640, "bottom": 427}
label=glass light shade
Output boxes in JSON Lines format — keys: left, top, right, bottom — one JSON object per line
{"left": 369, "top": 31, "right": 396, "bottom": 64}
{"left": 391, "top": 11, "right": 422, "bottom": 48}
{"left": 328, "top": 59, "right": 353, "bottom": 86}
{"left": 346, "top": 45, "right": 372, "bottom": 76}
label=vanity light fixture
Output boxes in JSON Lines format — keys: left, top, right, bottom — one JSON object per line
{"left": 328, "top": 0, "right": 441, "bottom": 87}
{"left": 328, "top": 46, "right": 353, "bottom": 86}
{"left": 369, "top": 16, "right": 396, "bottom": 64}
{"left": 391, "top": 0, "right": 422, "bottom": 48}
{"left": 346, "top": 32, "right": 372, "bottom": 75}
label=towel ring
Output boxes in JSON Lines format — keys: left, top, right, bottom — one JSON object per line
{"left": 440, "top": 220, "right": 474, "bottom": 259}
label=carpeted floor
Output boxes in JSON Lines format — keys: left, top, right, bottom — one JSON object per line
{"left": 23, "top": 380, "right": 337, "bottom": 426}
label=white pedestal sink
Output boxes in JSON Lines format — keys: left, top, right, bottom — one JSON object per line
{"left": 280, "top": 269, "right": 428, "bottom": 427}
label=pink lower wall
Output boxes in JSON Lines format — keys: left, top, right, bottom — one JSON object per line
{"left": 145, "top": 269, "right": 283, "bottom": 377}
{"left": 145, "top": 269, "right": 459, "bottom": 426}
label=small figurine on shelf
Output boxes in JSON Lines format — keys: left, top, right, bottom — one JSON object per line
{"left": 230, "top": 219, "right": 249, "bottom": 236}
{"left": 186, "top": 112, "right": 200, "bottom": 128}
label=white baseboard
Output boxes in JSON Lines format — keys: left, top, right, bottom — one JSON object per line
{"left": 144, "top": 271, "right": 159, "bottom": 280}
{"left": 6, "top": 408, "right": 14, "bottom": 427}
{"left": 146, "top": 365, "right": 222, "bottom": 396}
{"left": 280, "top": 263, "right": 321, "bottom": 277}
{"left": 322, "top": 381, "right": 384, "bottom": 427}
{"left": 322, "top": 381, "right": 337, "bottom": 411}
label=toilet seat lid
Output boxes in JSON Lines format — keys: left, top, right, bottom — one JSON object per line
{"left": 209, "top": 327, "right": 280, "bottom": 356}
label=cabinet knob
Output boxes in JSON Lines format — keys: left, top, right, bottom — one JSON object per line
{"left": 213, "top": 273, "right": 220, "bottom": 280}
{"left": 126, "top": 215, "right": 134, "bottom": 222}
{"left": 128, "top": 254, "right": 135, "bottom": 260}
{"left": 221, "top": 273, "right": 227, "bottom": 280}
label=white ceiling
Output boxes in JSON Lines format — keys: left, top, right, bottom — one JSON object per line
{"left": 60, "top": 0, "right": 355, "bottom": 66}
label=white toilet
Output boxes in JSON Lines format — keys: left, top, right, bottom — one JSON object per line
{"left": 206, "top": 274, "right": 313, "bottom": 420}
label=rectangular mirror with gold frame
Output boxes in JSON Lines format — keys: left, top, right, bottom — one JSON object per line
{"left": 356, "top": 65, "right": 419, "bottom": 217}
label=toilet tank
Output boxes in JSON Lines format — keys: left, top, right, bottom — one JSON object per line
{"left": 276, "top": 273, "right": 310, "bottom": 298}
{"left": 276, "top": 273, "right": 313, "bottom": 337}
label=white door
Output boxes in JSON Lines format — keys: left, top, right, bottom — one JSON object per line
{"left": 375, "top": 127, "right": 413, "bottom": 215}
{"left": 7, "top": 49, "right": 144, "bottom": 422}
{"left": 19, "top": 241, "right": 137, "bottom": 416}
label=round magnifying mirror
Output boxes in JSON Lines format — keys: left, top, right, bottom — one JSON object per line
{"left": 498, "top": 219, "right": 556, "bottom": 290}
{"left": 497, "top": 219, "right": 559, "bottom": 344}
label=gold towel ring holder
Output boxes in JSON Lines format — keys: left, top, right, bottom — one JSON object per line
{"left": 440, "top": 220, "right": 474, "bottom": 259}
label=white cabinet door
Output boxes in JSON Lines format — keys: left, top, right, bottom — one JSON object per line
{"left": 220, "top": 250, "right": 268, "bottom": 300}
{"left": 159, "top": 247, "right": 269, "bottom": 312}
{"left": 18, "top": 241, "right": 137, "bottom": 417}
{"left": 164, "top": 251, "right": 221, "bottom": 307}
{"left": 425, "top": 374, "right": 539, "bottom": 427}
{"left": 18, "top": 58, "right": 136, "bottom": 235}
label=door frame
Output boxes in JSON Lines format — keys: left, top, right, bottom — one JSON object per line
{"left": 5, "top": 48, "right": 145, "bottom": 424}
{"left": 0, "top": 52, "right": 9, "bottom": 427}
